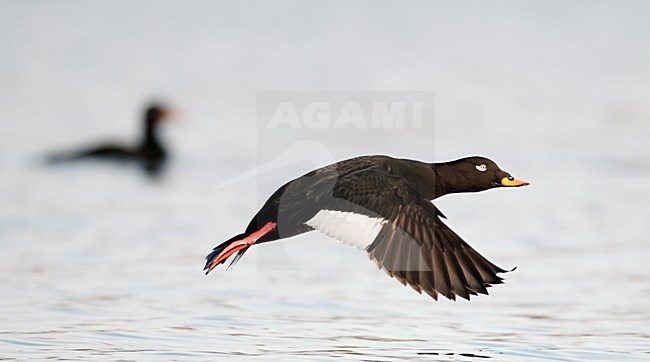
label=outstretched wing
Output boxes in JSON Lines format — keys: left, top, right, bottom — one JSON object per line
{"left": 305, "top": 168, "right": 509, "bottom": 301}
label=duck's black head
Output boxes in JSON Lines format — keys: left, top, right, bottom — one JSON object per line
{"left": 142, "top": 103, "right": 175, "bottom": 143}
{"left": 145, "top": 104, "right": 172, "bottom": 126}
{"left": 434, "top": 156, "right": 529, "bottom": 197}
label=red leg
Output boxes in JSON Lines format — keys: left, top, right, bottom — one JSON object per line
{"left": 205, "top": 222, "right": 277, "bottom": 273}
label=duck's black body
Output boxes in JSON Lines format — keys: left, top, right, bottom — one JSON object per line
{"left": 205, "top": 155, "right": 528, "bottom": 301}
{"left": 49, "top": 104, "right": 170, "bottom": 176}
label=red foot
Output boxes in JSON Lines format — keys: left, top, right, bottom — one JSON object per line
{"left": 206, "top": 222, "right": 277, "bottom": 273}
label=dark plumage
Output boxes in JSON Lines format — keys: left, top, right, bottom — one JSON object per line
{"left": 205, "top": 155, "right": 529, "bottom": 301}
{"left": 48, "top": 104, "right": 172, "bottom": 176}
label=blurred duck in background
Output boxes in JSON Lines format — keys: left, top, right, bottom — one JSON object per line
{"left": 48, "top": 103, "right": 175, "bottom": 177}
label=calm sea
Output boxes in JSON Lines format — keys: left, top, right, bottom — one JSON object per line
{"left": 1, "top": 1, "right": 649, "bottom": 360}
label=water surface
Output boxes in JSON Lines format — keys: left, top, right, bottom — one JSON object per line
{"left": 1, "top": 1, "right": 649, "bottom": 360}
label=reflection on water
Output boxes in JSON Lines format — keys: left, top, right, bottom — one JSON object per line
{"left": 417, "top": 352, "right": 491, "bottom": 359}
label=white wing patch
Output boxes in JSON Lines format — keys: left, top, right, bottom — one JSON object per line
{"left": 306, "top": 210, "right": 388, "bottom": 250}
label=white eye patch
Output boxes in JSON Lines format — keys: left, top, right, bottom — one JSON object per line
{"left": 476, "top": 164, "right": 487, "bottom": 172}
